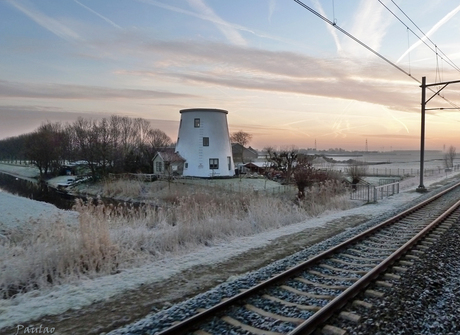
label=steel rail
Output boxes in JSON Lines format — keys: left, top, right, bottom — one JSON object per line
{"left": 289, "top": 198, "right": 460, "bottom": 335}
{"left": 156, "top": 181, "right": 460, "bottom": 335}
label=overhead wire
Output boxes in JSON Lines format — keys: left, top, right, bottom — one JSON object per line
{"left": 406, "top": 27, "right": 411, "bottom": 76}
{"left": 292, "top": 0, "right": 460, "bottom": 111}
{"left": 378, "top": 0, "right": 460, "bottom": 75}
{"left": 378, "top": 0, "right": 460, "bottom": 107}
{"left": 292, "top": 0, "right": 416, "bottom": 81}
{"left": 389, "top": 0, "right": 460, "bottom": 73}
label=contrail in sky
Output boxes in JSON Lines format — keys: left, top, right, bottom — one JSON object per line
{"left": 384, "top": 107, "right": 409, "bottom": 133}
{"left": 397, "top": 4, "right": 460, "bottom": 63}
{"left": 311, "top": 0, "right": 342, "bottom": 52}
{"left": 185, "top": 0, "right": 247, "bottom": 46}
{"left": 137, "top": 0, "right": 295, "bottom": 46}
{"left": 268, "top": 0, "right": 276, "bottom": 23}
{"left": 7, "top": 0, "right": 82, "bottom": 41}
{"left": 73, "top": 0, "right": 122, "bottom": 29}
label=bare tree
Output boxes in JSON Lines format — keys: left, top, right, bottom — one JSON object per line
{"left": 147, "top": 128, "right": 172, "bottom": 150}
{"left": 69, "top": 117, "right": 107, "bottom": 180}
{"left": 444, "top": 145, "right": 456, "bottom": 170}
{"left": 346, "top": 161, "right": 368, "bottom": 185}
{"left": 265, "top": 146, "right": 298, "bottom": 184}
{"left": 25, "top": 122, "right": 67, "bottom": 178}
{"left": 230, "top": 131, "right": 252, "bottom": 147}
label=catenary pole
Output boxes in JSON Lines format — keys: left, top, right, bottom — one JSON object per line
{"left": 416, "top": 77, "right": 427, "bottom": 192}
{"left": 416, "top": 77, "right": 460, "bottom": 192}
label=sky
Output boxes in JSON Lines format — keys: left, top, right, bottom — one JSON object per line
{"left": 1, "top": 0, "right": 460, "bottom": 151}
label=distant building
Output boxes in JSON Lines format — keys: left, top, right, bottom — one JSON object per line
{"left": 175, "top": 108, "right": 235, "bottom": 177}
{"left": 152, "top": 148, "right": 185, "bottom": 176}
{"left": 231, "top": 143, "right": 258, "bottom": 164}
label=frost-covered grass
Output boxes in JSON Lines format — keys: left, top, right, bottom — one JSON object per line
{"left": 0, "top": 180, "right": 353, "bottom": 298}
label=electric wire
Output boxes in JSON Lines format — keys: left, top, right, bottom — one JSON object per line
{"left": 389, "top": 0, "right": 460, "bottom": 73}
{"left": 378, "top": 0, "right": 460, "bottom": 108}
{"left": 377, "top": 0, "right": 441, "bottom": 65}
{"left": 292, "top": 0, "right": 415, "bottom": 80}
{"left": 379, "top": 0, "right": 460, "bottom": 74}
{"left": 292, "top": 0, "right": 460, "bottom": 111}
{"left": 406, "top": 27, "right": 411, "bottom": 75}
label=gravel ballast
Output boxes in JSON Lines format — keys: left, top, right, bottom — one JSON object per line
{"left": 335, "top": 215, "right": 460, "bottom": 335}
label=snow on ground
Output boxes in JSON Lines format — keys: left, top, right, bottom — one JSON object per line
{"left": 0, "top": 163, "right": 39, "bottom": 181}
{"left": 0, "top": 190, "right": 78, "bottom": 233}
{"left": 0, "top": 165, "right": 458, "bottom": 330}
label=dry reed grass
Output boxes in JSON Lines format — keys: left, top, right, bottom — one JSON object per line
{"left": 0, "top": 180, "right": 354, "bottom": 298}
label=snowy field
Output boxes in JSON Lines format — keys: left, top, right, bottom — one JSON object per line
{"left": 321, "top": 150, "right": 460, "bottom": 177}
{"left": 0, "top": 161, "right": 459, "bottom": 331}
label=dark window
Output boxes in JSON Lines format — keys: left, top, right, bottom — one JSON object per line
{"left": 194, "top": 118, "right": 200, "bottom": 128}
{"left": 203, "top": 137, "right": 209, "bottom": 146}
{"left": 185, "top": 162, "right": 188, "bottom": 168}
{"left": 209, "top": 158, "right": 219, "bottom": 170}
{"left": 227, "top": 156, "right": 231, "bottom": 170}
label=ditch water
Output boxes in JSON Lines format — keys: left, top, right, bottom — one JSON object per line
{"left": 0, "top": 172, "right": 77, "bottom": 209}
{"left": 0, "top": 172, "right": 145, "bottom": 211}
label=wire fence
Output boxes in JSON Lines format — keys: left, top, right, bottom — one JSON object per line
{"left": 367, "top": 164, "right": 460, "bottom": 177}
{"left": 350, "top": 181, "right": 400, "bottom": 203}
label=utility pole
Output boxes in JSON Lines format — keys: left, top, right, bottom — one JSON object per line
{"left": 416, "top": 76, "right": 460, "bottom": 193}
{"left": 416, "top": 77, "right": 427, "bottom": 193}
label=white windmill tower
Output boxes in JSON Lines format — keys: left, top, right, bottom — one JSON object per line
{"left": 175, "top": 108, "right": 235, "bottom": 177}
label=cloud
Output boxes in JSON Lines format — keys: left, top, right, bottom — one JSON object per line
{"left": 116, "top": 39, "right": 423, "bottom": 112}
{"left": 73, "top": 0, "right": 122, "bottom": 29}
{"left": 6, "top": 0, "right": 82, "bottom": 41}
{"left": 0, "top": 80, "right": 199, "bottom": 100}
{"left": 362, "top": 133, "right": 419, "bottom": 139}
{"left": 0, "top": 106, "right": 181, "bottom": 140}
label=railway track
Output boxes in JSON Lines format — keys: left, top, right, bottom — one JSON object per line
{"left": 118, "top": 181, "right": 460, "bottom": 335}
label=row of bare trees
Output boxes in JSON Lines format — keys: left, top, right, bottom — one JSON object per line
{"left": 0, "top": 115, "right": 172, "bottom": 179}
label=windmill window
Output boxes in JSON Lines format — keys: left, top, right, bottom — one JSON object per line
{"left": 203, "top": 137, "right": 209, "bottom": 146}
{"left": 209, "top": 158, "right": 219, "bottom": 170}
{"left": 194, "top": 118, "right": 200, "bottom": 128}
